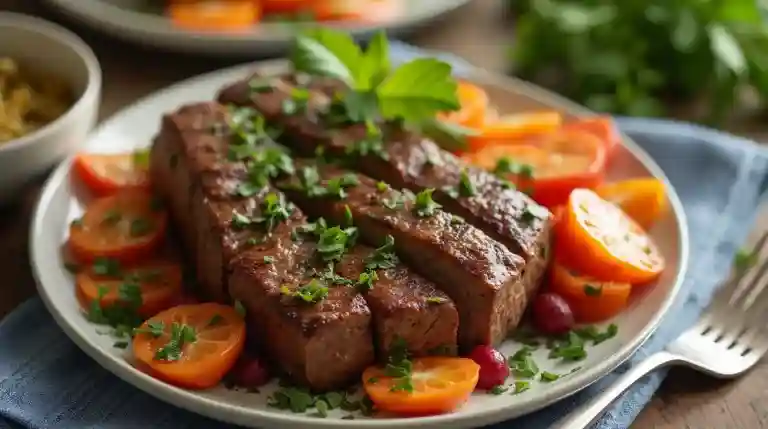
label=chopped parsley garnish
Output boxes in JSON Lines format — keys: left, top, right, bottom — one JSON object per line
{"left": 573, "top": 323, "right": 618, "bottom": 345}
{"left": 226, "top": 106, "right": 281, "bottom": 154}
{"left": 511, "top": 380, "right": 530, "bottom": 395}
{"left": 267, "top": 385, "right": 352, "bottom": 417}
{"left": 493, "top": 157, "right": 534, "bottom": 179}
{"left": 293, "top": 217, "right": 328, "bottom": 238}
{"left": 450, "top": 214, "right": 465, "bottom": 225}
{"left": 356, "top": 270, "right": 378, "bottom": 292}
{"left": 365, "top": 235, "right": 399, "bottom": 271}
{"left": 92, "top": 257, "right": 121, "bottom": 277}
{"left": 254, "top": 193, "right": 295, "bottom": 233}
{"left": 317, "top": 262, "right": 353, "bottom": 286}
{"left": 540, "top": 371, "right": 560, "bottom": 382}
{"left": 236, "top": 149, "right": 295, "bottom": 196}
{"left": 548, "top": 331, "right": 587, "bottom": 362}
{"left": 343, "top": 204, "right": 354, "bottom": 226}
{"left": 520, "top": 205, "right": 549, "bottom": 223}
{"left": 426, "top": 296, "right": 447, "bottom": 304}
{"left": 734, "top": 247, "right": 759, "bottom": 271}
{"left": 280, "top": 279, "right": 329, "bottom": 304}
{"left": 234, "top": 300, "right": 247, "bottom": 317}
{"left": 263, "top": 256, "right": 274, "bottom": 264}
{"left": 382, "top": 193, "right": 405, "bottom": 210}
{"left": 384, "top": 338, "right": 413, "bottom": 393}
{"left": 154, "top": 322, "right": 197, "bottom": 362}
{"left": 584, "top": 284, "right": 602, "bottom": 296}
{"left": 316, "top": 226, "right": 357, "bottom": 262}
{"left": 376, "top": 181, "right": 389, "bottom": 193}
{"left": 101, "top": 209, "right": 122, "bottom": 225}
{"left": 507, "top": 346, "right": 539, "bottom": 379}
{"left": 248, "top": 77, "right": 274, "bottom": 93}
{"left": 207, "top": 314, "right": 223, "bottom": 327}
{"left": 413, "top": 188, "right": 441, "bottom": 217}
{"left": 113, "top": 341, "right": 128, "bottom": 349}
{"left": 489, "top": 385, "right": 508, "bottom": 395}
{"left": 231, "top": 212, "right": 252, "bottom": 229}
{"left": 134, "top": 320, "right": 165, "bottom": 337}
{"left": 129, "top": 218, "right": 153, "bottom": 237}
{"left": 345, "top": 123, "right": 388, "bottom": 160}
{"left": 70, "top": 218, "right": 83, "bottom": 228}
{"left": 458, "top": 168, "right": 476, "bottom": 197}
{"left": 322, "top": 173, "right": 359, "bottom": 199}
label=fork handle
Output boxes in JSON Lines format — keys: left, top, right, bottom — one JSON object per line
{"left": 550, "top": 351, "right": 681, "bottom": 429}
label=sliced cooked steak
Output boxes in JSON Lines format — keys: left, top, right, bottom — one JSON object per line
{"left": 335, "top": 245, "right": 458, "bottom": 357}
{"left": 277, "top": 161, "right": 526, "bottom": 349}
{"left": 149, "top": 102, "right": 374, "bottom": 390}
{"left": 217, "top": 74, "right": 552, "bottom": 304}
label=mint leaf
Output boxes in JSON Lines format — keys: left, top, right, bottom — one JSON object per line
{"left": 292, "top": 29, "right": 361, "bottom": 86}
{"left": 377, "top": 58, "right": 461, "bottom": 122}
{"left": 356, "top": 31, "right": 390, "bottom": 90}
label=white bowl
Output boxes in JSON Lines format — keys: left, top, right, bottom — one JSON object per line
{"left": 0, "top": 12, "right": 101, "bottom": 203}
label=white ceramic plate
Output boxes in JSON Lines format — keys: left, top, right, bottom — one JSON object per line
{"left": 43, "top": 0, "right": 471, "bottom": 57}
{"left": 30, "top": 60, "right": 689, "bottom": 429}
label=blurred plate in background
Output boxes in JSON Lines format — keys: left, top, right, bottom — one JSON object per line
{"left": 43, "top": 0, "right": 471, "bottom": 57}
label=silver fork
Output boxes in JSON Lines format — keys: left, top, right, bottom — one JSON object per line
{"left": 552, "top": 230, "right": 768, "bottom": 429}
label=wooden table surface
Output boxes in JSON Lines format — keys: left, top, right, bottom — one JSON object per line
{"left": 2, "top": 0, "right": 767, "bottom": 428}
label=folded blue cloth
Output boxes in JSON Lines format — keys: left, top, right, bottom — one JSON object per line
{"left": 2, "top": 43, "right": 768, "bottom": 429}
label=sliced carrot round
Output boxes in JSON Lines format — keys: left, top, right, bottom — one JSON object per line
{"left": 595, "top": 178, "right": 668, "bottom": 230}
{"left": 76, "top": 259, "right": 183, "bottom": 318}
{"left": 548, "top": 261, "right": 631, "bottom": 323}
{"left": 167, "top": 1, "right": 260, "bottom": 31}
{"left": 555, "top": 188, "right": 665, "bottom": 283}
{"left": 68, "top": 192, "right": 167, "bottom": 264}
{"left": 132, "top": 303, "right": 246, "bottom": 390}
{"left": 362, "top": 357, "right": 479, "bottom": 416}
{"left": 438, "top": 81, "right": 489, "bottom": 130}
{"left": 73, "top": 152, "right": 151, "bottom": 196}
{"left": 466, "top": 111, "right": 562, "bottom": 151}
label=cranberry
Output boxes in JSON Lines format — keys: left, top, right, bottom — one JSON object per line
{"left": 532, "top": 293, "right": 575, "bottom": 334}
{"left": 468, "top": 345, "right": 509, "bottom": 390}
{"left": 231, "top": 356, "right": 271, "bottom": 388}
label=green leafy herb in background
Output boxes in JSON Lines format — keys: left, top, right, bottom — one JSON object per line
{"left": 508, "top": 0, "right": 768, "bottom": 125}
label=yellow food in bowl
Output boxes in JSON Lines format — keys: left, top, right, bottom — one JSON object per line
{"left": 0, "top": 57, "right": 73, "bottom": 144}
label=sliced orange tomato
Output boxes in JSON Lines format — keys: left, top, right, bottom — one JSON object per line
{"left": 466, "top": 111, "right": 562, "bottom": 151}
{"left": 68, "top": 192, "right": 167, "bottom": 264}
{"left": 548, "top": 261, "right": 631, "bottom": 323}
{"left": 362, "top": 357, "right": 479, "bottom": 416}
{"left": 595, "top": 178, "right": 667, "bottom": 230}
{"left": 562, "top": 116, "right": 621, "bottom": 159}
{"left": 464, "top": 128, "right": 607, "bottom": 207}
{"left": 76, "top": 259, "right": 183, "bottom": 318}
{"left": 438, "top": 81, "right": 489, "bottom": 130}
{"left": 167, "top": 1, "right": 260, "bottom": 31}
{"left": 133, "top": 303, "right": 246, "bottom": 390}
{"left": 555, "top": 189, "right": 665, "bottom": 283}
{"left": 73, "top": 152, "right": 152, "bottom": 196}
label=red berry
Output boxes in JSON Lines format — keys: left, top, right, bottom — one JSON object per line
{"left": 231, "top": 356, "right": 271, "bottom": 388}
{"left": 468, "top": 345, "right": 509, "bottom": 390}
{"left": 532, "top": 293, "right": 575, "bottom": 334}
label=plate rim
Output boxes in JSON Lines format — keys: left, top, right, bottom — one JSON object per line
{"left": 29, "top": 59, "right": 690, "bottom": 429}
{"left": 42, "top": 0, "right": 472, "bottom": 54}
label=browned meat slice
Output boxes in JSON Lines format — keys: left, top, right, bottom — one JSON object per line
{"left": 217, "top": 74, "right": 552, "bottom": 304}
{"left": 149, "top": 102, "right": 374, "bottom": 390}
{"left": 335, "top": 245, "right": 458, "bottom": 357}
{"left": 277, "top": 161, "right": 526, "bottom": 349}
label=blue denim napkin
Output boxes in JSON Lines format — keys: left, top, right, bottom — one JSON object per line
{"left": 2, "top": 43, "right": 768, "bottom": 429}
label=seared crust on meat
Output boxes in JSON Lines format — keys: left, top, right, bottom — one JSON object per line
{"left": 149, "top": 102, "right": 374, "bottom": 390}
{"left": 278, "top": 161, "right": 525, "bottom": 349}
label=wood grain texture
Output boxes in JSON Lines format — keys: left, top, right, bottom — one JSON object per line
{"left": 0, "top": 0, "right": 765, "bottom": 428}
